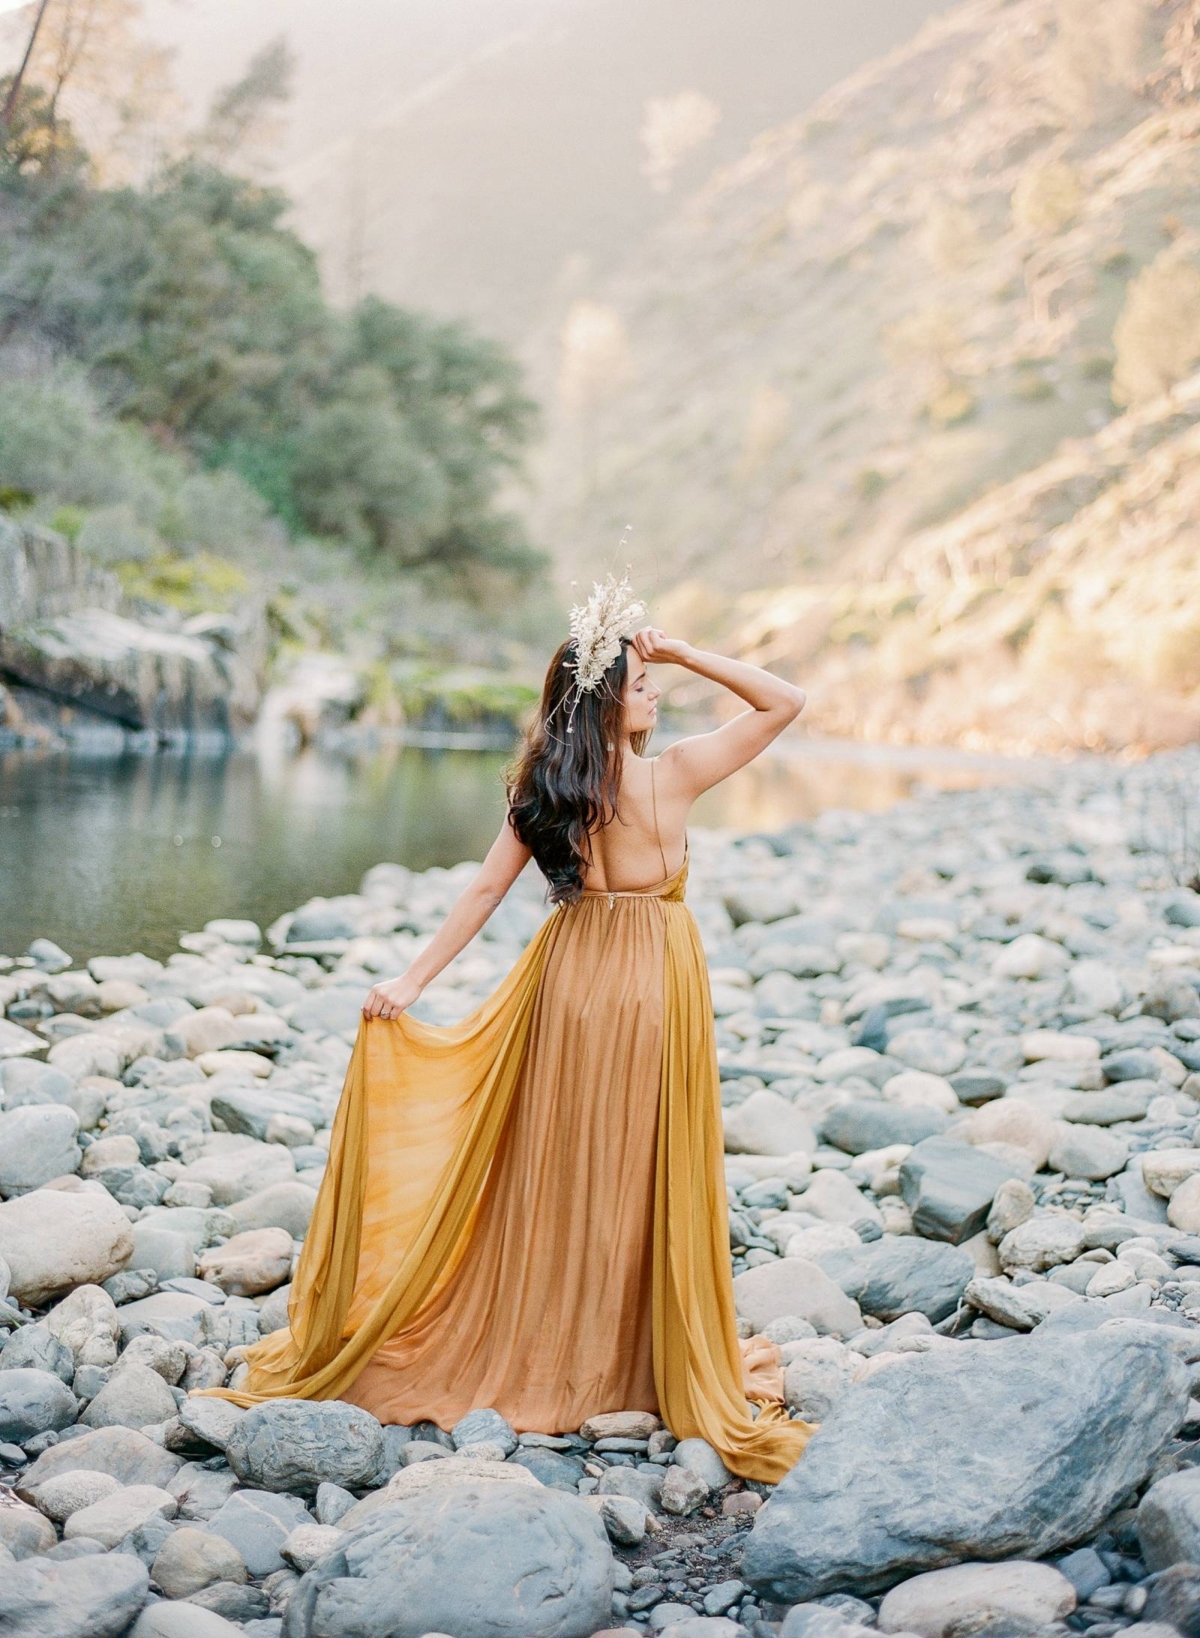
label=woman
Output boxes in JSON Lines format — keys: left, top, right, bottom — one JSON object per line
{"left": 205, "top": 577, "right": 815, "bottom": 1483}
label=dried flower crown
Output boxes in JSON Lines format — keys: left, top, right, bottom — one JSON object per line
{"left": 562, "top": 569, "right": 647, "bottom": 733}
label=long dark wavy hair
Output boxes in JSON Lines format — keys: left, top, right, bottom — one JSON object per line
{"left": 506, "top": 636, "right": 651, "bottom": 904}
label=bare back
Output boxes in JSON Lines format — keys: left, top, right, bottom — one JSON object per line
{"left": 581, "top": 755, "right": 689, "bottom": 893}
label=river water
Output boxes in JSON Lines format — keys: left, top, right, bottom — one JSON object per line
{"left": 0, "top": 735, "right": 1058, "bottom": 963}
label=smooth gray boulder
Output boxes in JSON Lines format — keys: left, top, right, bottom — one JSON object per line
{"left": 451, "top": 1406, "right": 518, "bottom": 1455}
{"left": 595, "top": 1465, "right": 664, "bottom": 1513}
{"left": 661, "top": 1621, "right": 745, "bottom": 1638}
{"left": 0, "top": 1187, "right": 134, "bottom": 1305}
{"left": 173, "top": 1394, "right": 246, "bottom": 1453}
{"left": 225, "top": 1398, "right": 386, "bottom": 1493}
{"left": 167, "top": 1461, "right": 240, "bottom": 1522}
{"left": 0, "top": 1366, "right": 78, "bottom": 1442}
{"left": 899, "top": 1138, "right": 1025, "bottom": 1244}
{"left": 227, "top": 1181, "right": 317, "bottom": 1237}
{"left": 817, "top": 1237, "right": 973, "bottom": 1323}
{"left": 150, "top": 1523, "right": 248, "bottom": 1598}
{"left": 0, "top": 1549, "right": 149, "bottom": 1637}
{"left": 176, "top": 1141, "right": 295, "bottom": 1207}
{"left": 0, "top": 1488, "right": 57, "bottom": 1557}
{"left": 16, "top": 1425, "right": 183, "bottom": 1497}
{"left": 509, "top": 1446, "right": 586, "bottom": 1490}
{"left": 0, "top": 1322, "right": 74, "bottom": 1383}
{"left": 132, "top": 1606, "right": 245, "bottom": 1638}
{"left": 116, "top": 1292, "right": 211, "bottom": 1346}
{"left": 742, "top": 1324, "right": 1190, "bottom": 1601}
{"left": 281, "top": 1481, "right": 614, "bottom": 1638}
{"left": 733, "top": 1259, "right": 863, "bottom": 1337}
{"left": 127, "top": 1225, "right": 196, "bottom": 1282}
{"left": 25, "top": 1468, "right": 121, "bottom": 1523}
{"left": 1137, "top": 1467, "right": 1200, "bottom": 1570}
{"left": 209, "top": 1086, "right": 314, "bottom": 1142}
{"left": 0, "top": 1105, "right": 81, "bottom": 1196}
{"left": 0, "top": 1059, "right": 77, "bottom": 1106}
{"left": 1143, "top": 1564, "right": 1200, "bottom": 1634}
{"left": 80, "top": 1362, "right": 178, "bottom": 1430}
{"left": 206, "top": 1487, "right": 313, "bottom": 1577}
{"left": 672, "top": 1438, "right": 734, "bottom": 1492}
{"left": 819, "top": 1101, "right": 950, "bottom": 1155}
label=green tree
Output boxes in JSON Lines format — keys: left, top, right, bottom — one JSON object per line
{"left": 192, "top": 37, "right": 294, "bottom": 172}
{"left": 0, "top": 86, "right": 543, "bottom": 586}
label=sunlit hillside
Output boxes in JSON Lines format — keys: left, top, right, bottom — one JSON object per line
{"left": 527, "top": 0, "right": 1200, "bottom": 752}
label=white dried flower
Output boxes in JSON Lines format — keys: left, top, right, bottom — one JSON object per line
{"left": 562, "top": 569, "right": 648, "bottom": 732}
{"left": 567, "top": 571, "right": 647, "bottom": 692}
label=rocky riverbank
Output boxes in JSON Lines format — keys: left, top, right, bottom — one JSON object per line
{"left": 1, "top": 747, "right": 1200, "bottom": 1638}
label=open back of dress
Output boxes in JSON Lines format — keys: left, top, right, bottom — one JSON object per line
{"left": 200, "top": 761, "right": 814, "bottom": 1483}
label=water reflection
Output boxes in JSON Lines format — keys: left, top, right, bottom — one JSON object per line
{"left": 0, "top": 736, "right": 1054, "bottom": 963}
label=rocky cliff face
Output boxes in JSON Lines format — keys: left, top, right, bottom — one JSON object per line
{"left": 0, "top": 518, "right": 123, "bottom": 626}
{"left": 0, "top": 520, "right": 263, "bottom": 746}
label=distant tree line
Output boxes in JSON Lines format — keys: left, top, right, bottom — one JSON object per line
{"left": 0, "top": 69, "right": 543, "bottom": 593}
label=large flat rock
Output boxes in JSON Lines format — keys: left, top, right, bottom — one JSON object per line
{"left": 282, "top": 1481, "right": 613, "bottom": 1638}
{"left": 817, "top": 1236, "right": 974, "bottom": 1323}
{"left": 742, "top": 1323, "right": 1190, "bottom": 1601}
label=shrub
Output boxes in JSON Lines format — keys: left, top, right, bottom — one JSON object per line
{"left": 1011, "top": 160, "right": 1083, "bottom": 237}
{"left": 1112, "top": 243, "right": 1200, "bottom": 406}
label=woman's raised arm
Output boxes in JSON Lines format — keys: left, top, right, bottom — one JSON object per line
{"left": 631, "top": 626, "right": 806, "bottom": 799}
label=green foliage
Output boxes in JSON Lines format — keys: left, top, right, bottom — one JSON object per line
{"left": 389, "top": 662, "right": 540, "bottom": 728}
{"left": 115, "top": 551, "right": 250, "bottom": 615}
{"left": 193, "top": 37, "right": 294, "bottom": 168}
{"left": 0, "top": 369, "right": 172, "bottom": 521}
{"left": 0, "top": 80, "right": 543, "bottom": 588}
{"left": 0, "top": 369, "right": 276, "bottom": 564}
{"left": 0, "top": 77, "right": 89, "bottom": 179}
{"left": 48, "top": 504, "right": 87, "bottom": 541}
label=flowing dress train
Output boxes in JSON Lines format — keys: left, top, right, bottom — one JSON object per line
{"left": 201, "top": 824, "right": 815, "bottom": 1483}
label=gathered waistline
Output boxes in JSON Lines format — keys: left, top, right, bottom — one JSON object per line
{"left": 563, "top": 884, "right": 687, "bottom": 909}
{"left": 579, "top": 885, "right": 671, "bottom": 898}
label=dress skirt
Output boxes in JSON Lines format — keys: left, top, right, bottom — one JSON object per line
{"left": 200, "top": 851, "right": 814, "bottom": 1483}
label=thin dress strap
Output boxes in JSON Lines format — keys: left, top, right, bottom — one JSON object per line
{"left": 650, "top": 757, "right": 669, "bottom": 880}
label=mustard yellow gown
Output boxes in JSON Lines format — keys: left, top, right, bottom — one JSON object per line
{"left": 202, "top": 833, "right": 814, "bottom": 1483}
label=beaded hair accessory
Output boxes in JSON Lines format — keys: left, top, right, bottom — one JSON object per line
{"left": 562, "top": 569, "right": 647, "bottom": 734}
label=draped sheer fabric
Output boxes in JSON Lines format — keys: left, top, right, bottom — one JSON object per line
{"left": 200, "top": 847, "right": 815, "bottom": 1484}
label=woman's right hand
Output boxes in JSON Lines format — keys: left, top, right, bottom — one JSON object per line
{"left": 362, "top": 971, "right": 424, "bottom": 1021}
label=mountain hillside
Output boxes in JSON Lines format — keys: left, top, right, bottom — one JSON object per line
{"left": 1, "top": 0, "right": 942, "bottom": 344}
{"left": 526, "top": 0, "right": 1200, "bottom": 752}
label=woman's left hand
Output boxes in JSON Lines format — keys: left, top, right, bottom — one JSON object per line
{"left": 631, "top": 625, "right": 690, "bottom": 665}
{"left": 362, "top": 972, "right": 424, "bottom": 1020}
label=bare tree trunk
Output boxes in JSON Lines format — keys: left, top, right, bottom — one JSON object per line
{"left": 1, "top": 0, "right": 54, "bottom": 131}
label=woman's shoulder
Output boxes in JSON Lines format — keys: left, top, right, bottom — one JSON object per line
{"left": 647, "top": 743, "right": 687, "bottom": 783}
